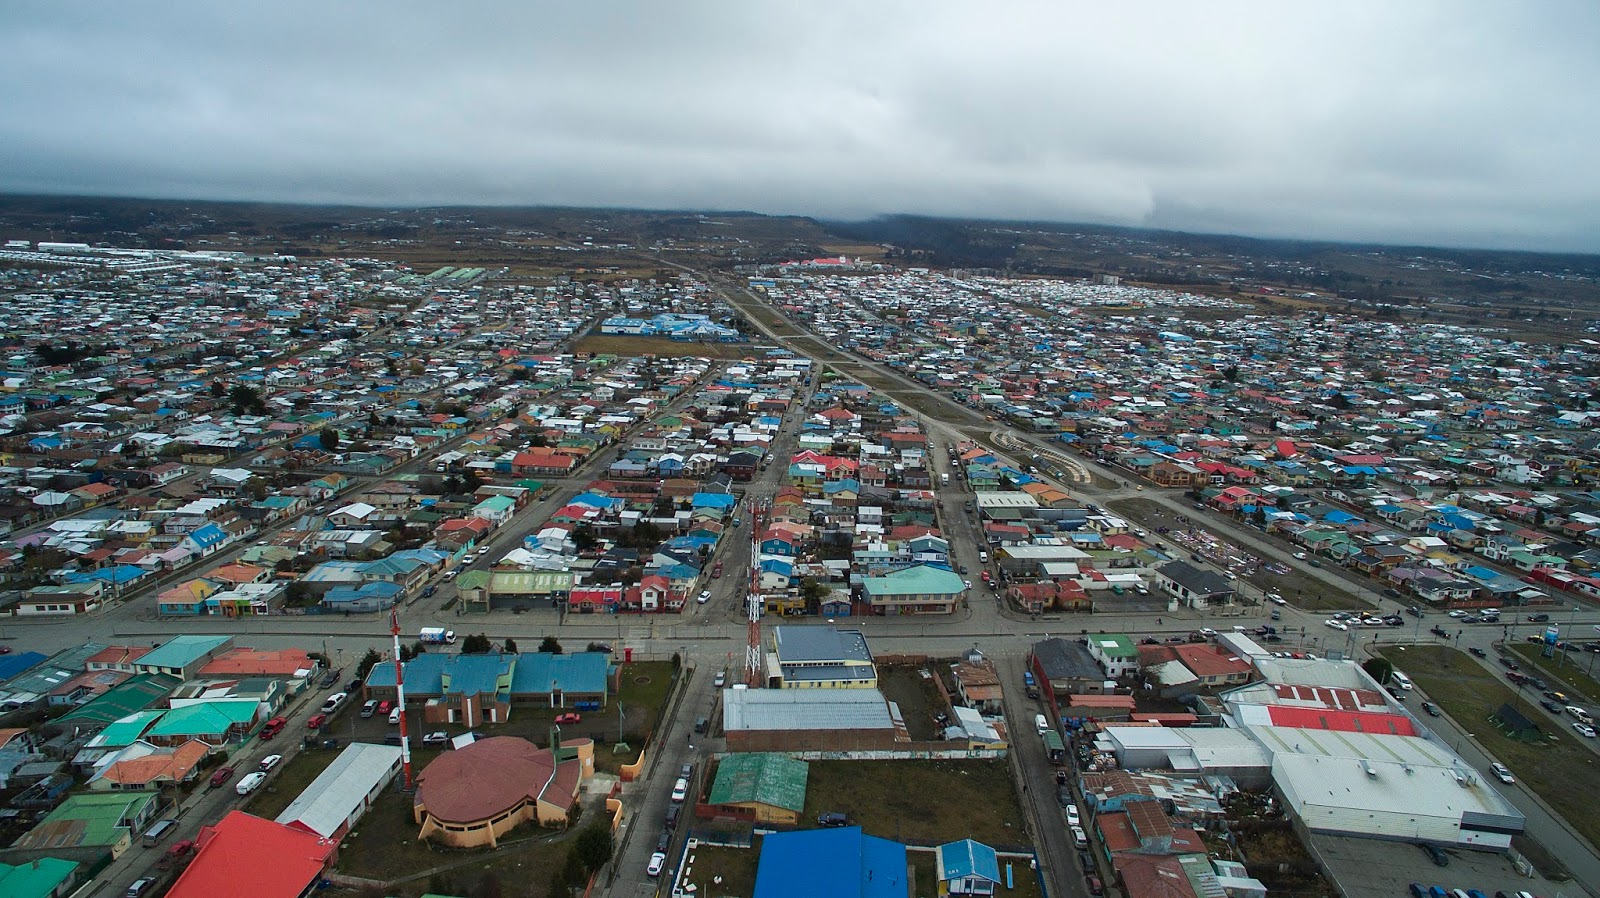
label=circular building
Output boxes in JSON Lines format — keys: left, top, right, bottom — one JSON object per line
{"left": 413, "top": 735, "right": 593, "bottom": 848}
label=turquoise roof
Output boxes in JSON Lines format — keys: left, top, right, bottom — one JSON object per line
{"left": 862, "top": 565, "right": 966, "bottom": 597}
{"left": 138, "top": 635, "right": 231, "bottom": 671}
{"left": 146, "top": 700, "right": 258, "bottom": 737}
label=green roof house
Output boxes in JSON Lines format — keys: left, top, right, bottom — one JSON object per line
{"left": 706, "top": 753, "right": 809, "bottom": 825}
{"left": 11, "top": 792, "right": 160, "bottom": 859}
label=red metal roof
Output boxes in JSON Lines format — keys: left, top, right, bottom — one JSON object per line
{"left": 1266, "top": 706, "right": 1416, "bottom": 736}
{"left": 166, "top": 811, "right": 333, "bottom": 898}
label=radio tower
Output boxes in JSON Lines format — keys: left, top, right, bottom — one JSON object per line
{"left": 389, "top": 608, "right": 414, "bottom": 790}
{"left": 745, "top": 497, "right": 769, "bottom": 686}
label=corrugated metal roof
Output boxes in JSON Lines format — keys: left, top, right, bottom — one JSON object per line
{"left": 724, "top": 689, "right": 894, "bottom": 732}
{"left": 275, "top": 742, "right": 402, "bottom": 838}
{"left": 707, "top": 752, "right": 808, "bottom": 812}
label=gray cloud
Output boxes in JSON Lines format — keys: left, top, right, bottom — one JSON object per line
{"left": 1, "top": 1, "right": 1596, "bottom": 251}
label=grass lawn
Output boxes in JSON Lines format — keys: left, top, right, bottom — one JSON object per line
{"left": 802, "top": 760, "right": 1029, "bottom": 848}
{"left": 1378, "top": 644, "right": 1600, "bottom": 849}
{"left": 1510, "top": 643, "right": 1600, "bottom": 704}
{"left": 333, "top": 781, "right": 573, "bottom": 884}
{"left": 679, "top": 843, "right": 758, "bottom": 898}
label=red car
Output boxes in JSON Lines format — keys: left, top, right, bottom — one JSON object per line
{"left": 209, "top": 766, "right": 236, "bottom": 788}
{"left": 259, "top": 716, "right": 287, "bottom": 740}
{"left": 555, "top": 712, "right": 581, "bottom": 725}
{"left": 306, "top": 713, "right": 328, "bottom": 729}
{"left": 712, "top": 562, "right": 723, "bottom": 578}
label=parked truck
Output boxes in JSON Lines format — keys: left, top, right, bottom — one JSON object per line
{"left": 419, "top": 628, "right": 456, "bottom": 645}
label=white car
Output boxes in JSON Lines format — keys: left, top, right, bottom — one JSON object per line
{"left": 258, "top": 754, "right": 282, "bottom": 772}
{"left": 1292, "top": 552, "right": 1308, "bottom": 560}
{"left": 1065, "top": 804, "right": 1081, "bottom": 826}
{"left": 671, "top": 777, "right": 689, "bottom": 803}
{"left": 235, "top": 771, "right": 267, "bottom": 795}
{"left": 647, "top": 851, "right": 666, "bottom": 878}
{"left": 1324, "top": 619, "right": 1349, "bottom": 631}
{"left": 697, "top": 590, "right": 711, "bottom": 604}
{"left": 1576, "top": 722, "right": 1597, "bottom": 738}
{"left": 422, "top": 731, "right": 450, "bottom": 747}
{"left": 1490, "top": 762, "right": 1515, "bottom": 784}
{"left": 713, "top": 672, "right": 726, "bottom": 688}
{"left": 1447, "top": 609, "right": 1467, "bottom": 618}
{"left": 1198, "top": 627, "right": 1217, "bottom": 638}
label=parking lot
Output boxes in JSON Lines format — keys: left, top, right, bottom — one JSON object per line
{"left": 1311, "top": 833, "right": 1570, "bottom": 898}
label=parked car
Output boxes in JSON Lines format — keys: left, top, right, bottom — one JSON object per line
{"left": 259, "top": 754, "right": 282, "bottom": 772}
{"left": 423, "top": 731, "right": 450, "bottom": 746}
{"left": 306, "top": 713, "right": 327, "bottom": 729}
{"left": 697, "top": 590, "right": 711, "bottom": 604}
{"left": 647, "top": 852, "right": 666, "bottom": 878}
{"left": 555, "top": 712, "right": 581, "bottom": 724}
{"left": 713, "top": 672, "right": 727, "bottom": 688}
{"left": 360, "top": 699, "right": 379, "bottom": 718}
{"left": 1490, "top": 762, "right": 1515, "bottom": 784}
{"left": 209, "top": 766, "right": 236, "bottom": 788}
{"left": 712, "top": 562, "right": 723, "bottom": 578}
{"left": 818, "top": 812, "right": 850, "bottom": 827}
{"left": 671, "top": 777, "right": 689, "bottom": 803}
{"left": 126, "top": 878, "right": 157, "bottom": 897}
{"left": 1065, "top": 804, "right": 1081, "bottom": 826}
{"left": 320, "top": 692, "right": 347, "bottom": 714}
{"left": 235, "top": 771, "right": 267, "bottom": 795}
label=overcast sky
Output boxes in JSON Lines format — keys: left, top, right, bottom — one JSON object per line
{"left": 2, "top": 2, "right": 1597, "bottom": 252}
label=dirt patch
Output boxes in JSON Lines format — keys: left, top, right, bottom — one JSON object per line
{"left": 878, "top": 664, "right": 950, "bottom": 741}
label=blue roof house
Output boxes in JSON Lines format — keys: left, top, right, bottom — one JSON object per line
{"left": 753, "top": 827, "right": 907, "bottom": 898}
{"left": 936, "top": 838, "right": 1001, "bottom": 896}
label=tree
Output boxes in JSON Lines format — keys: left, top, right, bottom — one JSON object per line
{"left": 357, "top": 648, "right": 383, "bottom": 680}
{"left": 574, "top": 823, "right": 614, "bottom": 872}
{"left": 228, "top": 384, "right": 266, "bottom": 416}
{"left": 502, "top": 637, "right": 518, "bottom": 655}
{"left": 210, "top": 380, "right": 225, "bottom": 398}
{"left": 319, "top": 428, "right": 341, "bottom": 452}
{"left": 538, "top": 636, "right": 564, "bottom": 654}
{"left": 461, "top": 633, "right": 494, "bottom": 654}
{"left": 1362, "top": 657, "right": 1393, "bottom": 686}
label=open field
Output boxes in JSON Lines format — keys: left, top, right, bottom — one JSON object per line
{"left": 1377, "top": 644, "right": 1600, "bottom": 849}
{"left": 878, "top": 664, "right": 950, "bottom": 741}
{"left": 572, "top": 335, "right": 759, "bottom": 360}
{"left": 801, "top": 759, "right": 1028, "bottom": 848}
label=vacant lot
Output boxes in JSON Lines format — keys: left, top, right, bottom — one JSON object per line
{"left": 1378, "top": 644, "right": 1600, "bottom": 848}
{"left": 878, "top": 664, "right": 950, "bottom": 741}
{"left": 572, "top": 335, "right": 756, "bottom": 359}
{"left": 802, "top": 760, "right": 1028, "bottom": 848}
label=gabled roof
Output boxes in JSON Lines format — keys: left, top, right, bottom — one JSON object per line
{"left": 707, "top": 752, "right": 809, "bottom": 812}
{"left": 166, "top": 811, "right": 335, "bottom": 898}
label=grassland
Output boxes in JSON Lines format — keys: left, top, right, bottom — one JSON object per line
{"left": 1377, "top": 644, "right": 1600, "bottom": 848}
{"left": 801, "top": 759, "right": 1029, "bottom": 848}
